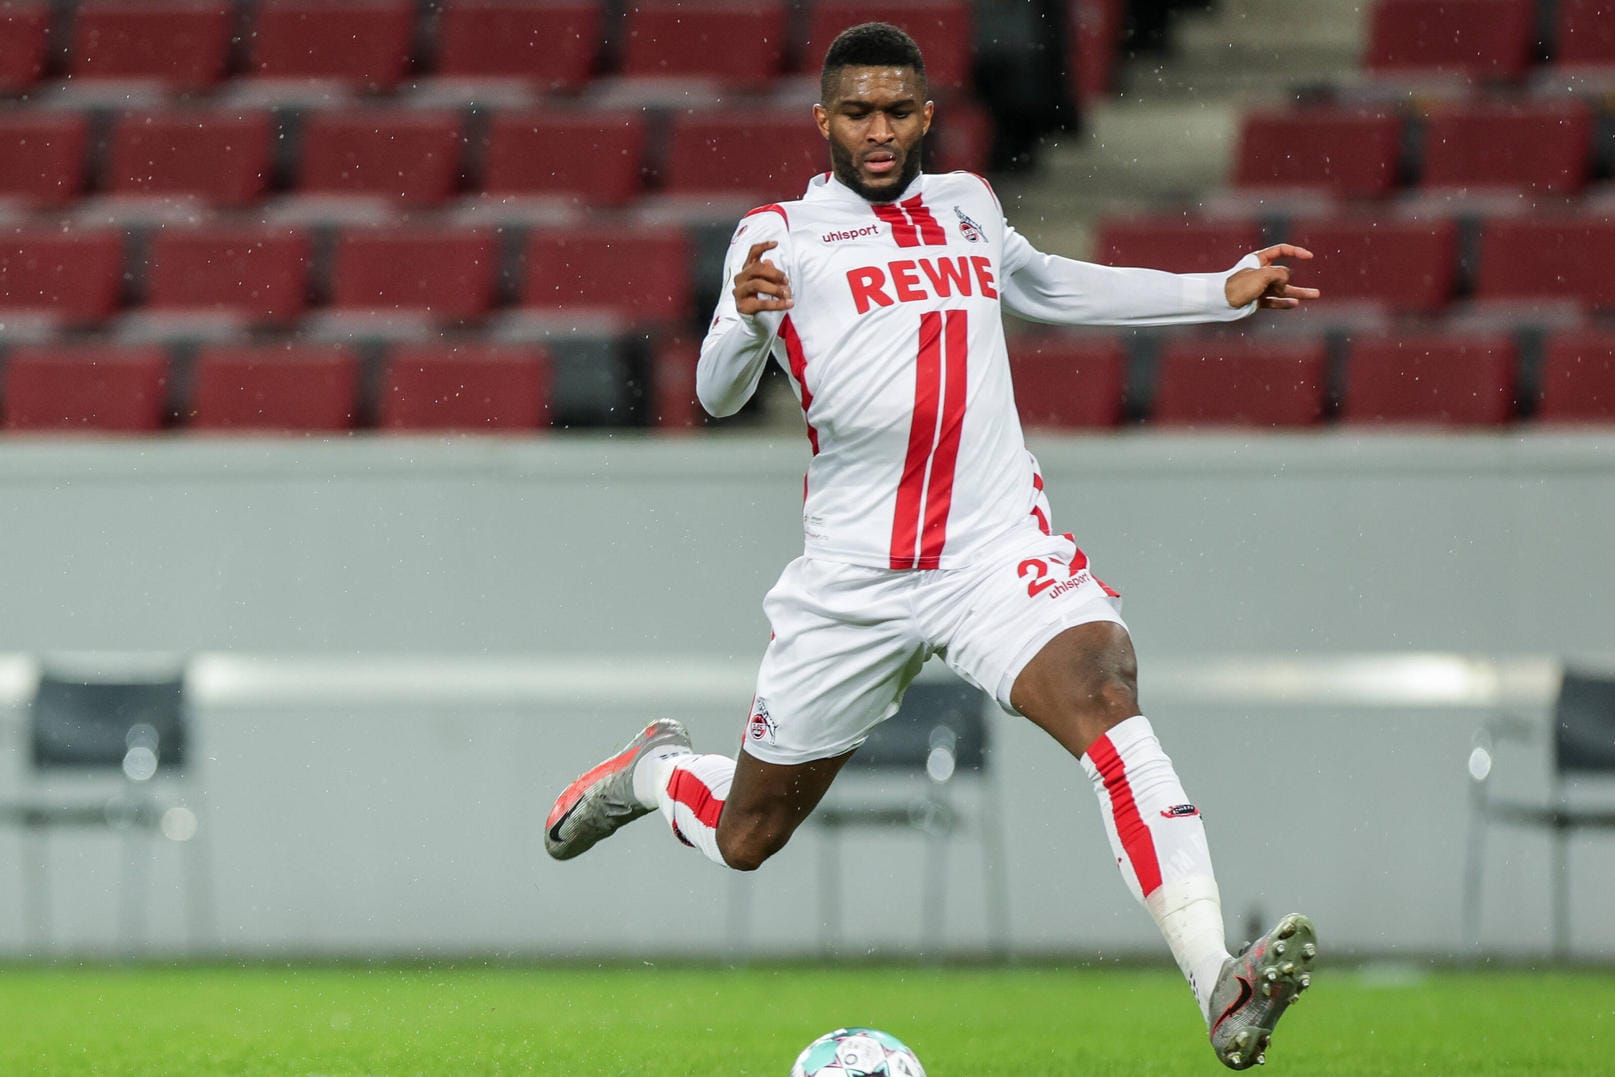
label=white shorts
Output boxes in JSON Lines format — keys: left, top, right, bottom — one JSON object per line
{"left": 741, "top": 523, "right": 1127, "bottom": 765}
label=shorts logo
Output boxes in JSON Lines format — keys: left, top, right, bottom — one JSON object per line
{"left": 954, "top": 206, "right": 984, "bottom": 242}
{"left": 747, "top": 698, "right": 776, "bottom": 743}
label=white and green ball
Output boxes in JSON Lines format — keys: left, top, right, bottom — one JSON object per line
{"left": 790, "top": 1028, "right": 926, "bottom": 1077}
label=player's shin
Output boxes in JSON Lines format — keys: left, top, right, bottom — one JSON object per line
{"left": 642, "top": 751, "right": 734, "bottom": 867}
{"left": 1081, "top": 714, "right": 1230, "bottom": 1022}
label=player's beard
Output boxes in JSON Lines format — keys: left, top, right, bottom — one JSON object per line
{"left": 830, "top": 136, "right": 925, "bottom": 203}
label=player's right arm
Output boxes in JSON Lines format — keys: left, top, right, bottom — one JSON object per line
{"left": 697, "top": 219, "right": 795, "bottom": 418}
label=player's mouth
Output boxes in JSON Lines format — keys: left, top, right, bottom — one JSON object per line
{"left": 862, "top": 150, "right": 899, "bottom": 178}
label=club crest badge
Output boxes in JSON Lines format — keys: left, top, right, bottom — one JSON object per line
{"left": 954, "top": 206, "right": 984, "bottom": 243}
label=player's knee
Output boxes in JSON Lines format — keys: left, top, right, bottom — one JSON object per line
{"left": 717, "top": 814, "right": 793, "bottom": 872}
{"left": 1073, "top": 664, "right": 1139, "bottom": 725}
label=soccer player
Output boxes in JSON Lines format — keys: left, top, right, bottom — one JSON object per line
{"left": 546, "top": 22, "right": 1320, "bottom": 1071}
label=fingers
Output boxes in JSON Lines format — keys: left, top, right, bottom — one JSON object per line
{"left": 1255, "top": 243, "right": 1313, "bottom": 266}
{"left": 733, "top": 239, "right": 793, "bottom": 312}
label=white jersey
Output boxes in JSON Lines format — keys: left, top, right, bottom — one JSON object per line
{"left": 698, "top": 170, "right": 1257, "bottom": 571}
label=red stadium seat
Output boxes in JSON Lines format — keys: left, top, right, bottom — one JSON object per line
{"left": 521, "top": 226, "right": 693, "bottom": 324}
{"left": 1536, "top": 331, "right": 1615, "bottom": 422}
{"left": 1555, "top": 0, "right": 1615, "bottom": 67}
{"left": 1474, "top": 216, "right": 1615, "bottom": 311}
{"left": 1366, "top": 0, "right": 1536, "bottom": 80}
{"left": 298, "top": 110, "right": 465, "bottom": 206}
{"left": 379, "top": 343, "right": 550, "bottom": 431}
{"left": 0, "top": 114, "right": 89, "bottom": 208}
{"left": 69, "top": 1, "right": 231, "bottom": 90}
{"left": 1009, "top": 335, "right": 1127, "bottom": 429}
{"left": 929, "top": 97, "right": 993, "bottom": 175}
{"left": 1342, "top": 335, "right": 1517, "bottom": 425}
{"left": 480, "top": 111, "right": 647, "bottom": 208}
{"left": 106, "top": 111, "right": 274, "bottom": 208}
{"left": 620, "top": 1, "right": 788, "bottom": 84}
{"left": 189, "top": 344, "right": 359, "bottom": 432}
{"left": 1153, "top": 338, "right": 1329, "bottom": 427}
{"left": 4, "top": 344, "right": 169, "bottom": 432}
{"left": 1092, "top": 217, "right": 1264, "bottom": 274}
{"left": 0, "top": 231, "right": 123, "bottom": 323}
{"left": 329, "top": 228, "right": 497, "bottom": 319}
{"left": 247, "top": 0, "right": 416, "bottom": 89}
{"left": 650, "top": 340, "right": 703, "bottom": 429}
{"left": 1070, "top": 0, "right": 1124, "bottom": 106}
{"left": 0, "top": 2, "right": 50, "bottom": 93}
{"left": 145, "top": 228, "right": 310, "bottom": 324}
{"left": 435, "top": 0, "right": 600, "bottom": 91}
{"left": 663, "top": 110, "right": 825, "bottom": 197}
{"left": 1421, "top": 102, "right": 1594, "bottom": 195}
{"left": 805, "top": 1, "right": 974, "bottom": 90}
{"left": 1284, "top": 217, "right": 1458, "bottom": 315}
{"left": 1235, "top": 108, "right": 1403, "bottom": 199}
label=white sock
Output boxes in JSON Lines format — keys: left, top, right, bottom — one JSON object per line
{"left": 1082, "top": 715, "right": 1231, "bottom": 1022}
{"left": 632, "top": 745, "right": 693, "bottom": 808}
{"left": 649, "top": 752, "right": 734, "bottom": 867}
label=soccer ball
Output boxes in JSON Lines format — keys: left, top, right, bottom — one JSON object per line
{"left": 790, "top": 1028, "right": 926, "bottom": 1077}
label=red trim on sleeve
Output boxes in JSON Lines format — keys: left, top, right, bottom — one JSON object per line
{"left": 780, "top": 315, "right": 819, "bottom": 457}
{"left": 743, "top": 203, "right": 790, "bottom": 226}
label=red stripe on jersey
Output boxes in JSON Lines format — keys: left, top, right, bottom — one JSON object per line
{"left": 743, "top": 203, "right": 789, "bottom": 226}
{"left": 872, "top": 201, "right": 921, "bottom": 247}
{"left": 780, "top": 316, "right": 819, "bottom": 457}
{"left": 668, "top": 767, "right": 725, "bottom": 830}
{"left": 890, "top": 312, "right": 944, "bottom": 568}
{"left": 902, "top": 194, "right": 948, "bottom": 246}
{"left": 1087, "top": 733, "right": 1163, "bottom": 898}
{"left": 917, "top": 309, "right": 968, "bottom": 568}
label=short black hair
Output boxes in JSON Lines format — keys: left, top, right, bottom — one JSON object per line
{"left": 819, "top": 22, "right": 927, "bottom": 102}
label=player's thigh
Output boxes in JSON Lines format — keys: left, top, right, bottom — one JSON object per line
{"left": 933, "top": 527, "right": 1129, "bottom": 718}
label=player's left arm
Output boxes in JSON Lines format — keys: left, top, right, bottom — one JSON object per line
{"left": 999, "top": 227, "right": 1320, "bottom": 327}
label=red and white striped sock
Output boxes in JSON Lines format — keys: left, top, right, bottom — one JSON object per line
{"left": 638, "top": 751, "right": 733, "bottom": 867}
{"left": 1082, "top": 715, "right": 1231, "bottom": 1022}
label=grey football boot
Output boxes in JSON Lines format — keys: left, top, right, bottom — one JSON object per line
{"left": 544, "top": 719, "right": 692, "bottom": 861}
{"left": 1208, "top": 912, "right": 1317, "bottom": 1069}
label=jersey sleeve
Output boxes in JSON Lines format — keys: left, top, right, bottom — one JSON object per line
{"left": 696, "top": 209, "right": 793, "bottom": 418}
{"left": 999, "top": 225, "right": 1260, "bottom": 327}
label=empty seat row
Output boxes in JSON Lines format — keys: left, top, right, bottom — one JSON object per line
{"left": 1366, "top": 0, "right": 1615, "bottom": 81}
{"left": 0, "top": 0, "right": 975, "bottom": 96}
{"left": 0, "top": 104, "right": 988, "bottom": 210}
{"left": 0, "top": 342, "right": 550, "bottom": 433}
{"left": 1011, "top": 331, "right": 1615, "bottom": 428}
{"left": 1092, "top": 214, "right": 1615, "bottom": 315}
{"left": 1235, "top": 101, "right": 1610, "bottom": 199}
{"left": 0, "top": 226, "right": 696, "bottom": 326}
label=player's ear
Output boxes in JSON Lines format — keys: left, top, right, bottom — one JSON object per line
{"left": 812, "top": 103, "right": 830, "bottom": 140}
{"left": 922, "top": 100, "right": 934, "bottom": 135}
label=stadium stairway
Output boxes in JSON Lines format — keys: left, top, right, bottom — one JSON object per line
{"left": 997, "top": 0, "right": 1368, "bottom": 258}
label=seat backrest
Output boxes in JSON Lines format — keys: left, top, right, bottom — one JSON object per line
{"left": 1366, "top": 0, "right": 1536, "bottom": 79}
{"left": 1554, "top": 670, "right": 1615, "bottom": 774}
{"left": 248, "top": 0, "right": 416, "bottom": 89}
{"left": 1285, "top": 216, "right": 1457, "bottom": 314}
{"left": 435, "top": 0, "right": 600, "bottom": 89}
{"left": 847, "top": 680, "right": 989, "bottom": 776}
{"left": 31, "top": 666, "right": 187, "bottom": 772}
{"left": 0, "top": 2, "right": 50, "bottom": 93}
{"left": 1092, "top": 217, "right": 1264, "bottom": 275}
{"left": 1235, "top": 108, "right": 1403, "bottom": 199}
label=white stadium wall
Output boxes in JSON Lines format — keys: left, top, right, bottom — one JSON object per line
{"left": 0, "top": 432, "right": 1610, "bottom": 961}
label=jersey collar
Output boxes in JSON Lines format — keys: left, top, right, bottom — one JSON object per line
{"left": 805, "top": 171, "right": 927, "bottom": 207}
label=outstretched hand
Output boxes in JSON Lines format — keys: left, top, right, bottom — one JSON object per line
{"left": 733, "top": 241, "right": 793, "bottom": 316}
{"left": 1225, "top": 244, "right": 1320, "bottom": 311}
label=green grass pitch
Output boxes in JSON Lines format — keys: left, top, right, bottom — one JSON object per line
{"left": 0, "top": 963, "right": 1609, "bottom": 1074}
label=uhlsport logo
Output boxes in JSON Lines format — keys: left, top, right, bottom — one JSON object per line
{"left": 747, "top": 698, "right": 777, "bottom": 743}
{"left": 822, "top": 224, "right": 881, "bottom": 244}
{"left": 954, "top": 206, "right": 984, "bottom": 242}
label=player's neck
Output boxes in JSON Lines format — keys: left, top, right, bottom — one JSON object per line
{"left": 820, "top": 170, "right": 925, "bottom": 205}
